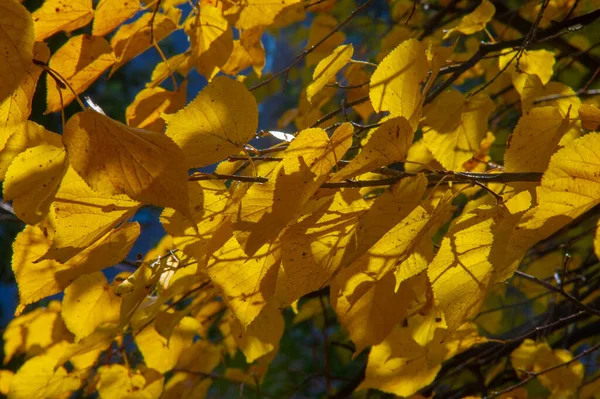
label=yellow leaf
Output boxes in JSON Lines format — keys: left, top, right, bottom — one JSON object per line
{"left": 428, "top": 206, "right": 497, "bottom": 331}
{"left": 56, "top": 327, "right": 115, "bottom": 369}
{"left": 370, "top": 39, "right": 428, "bottom": 128}
{"left": 63, "top": 110, "right": 191, "bottom": 216}
{"left": 504, "top": 106, "right": 569, "bottom": 173}
{"left": 42, "top": 167, "right": 141, "bottom": 263}
{"left": 62, "top": 272, "right": 121, "bottom": 341}
{"left": 221, "top": 27, "right": 265, "bottom": 77}
{"left": 0, "top": 43, "right": 49, "bottom": 151}
{"left": 3, "top": 301, "right": 71, "bottom": 363}
{"left": 0, "top": 0, "right": 34, "bottom": 106}
{"left": 92, "top": 0, "right": 141, "bottom": 36}
{"left": 405, "top": 138, "right": 439, "bottom": 173}
{"left": 229, "top": 303, "right": 284, "bottom": 363}
{"left": 580, "top": 103, "right": 600, "bottom": 131}
{"left": 136, "top": 317, "right": 200, "bottom": 373}
{"left": 32, "top": 0, "right": 93, "bottom": 41}
{"left": 331, "top": 117, "right": 414, "bottom": 182}
{"left": 227, "top": 0, "right": 302, "bottom": 30}
{"left": 46, "top": 34, "right": 115, "bottom": 113}
{"left": 423, "top": 90, "right": 494, "bottom": 170}
{"left": 161, "top": 180, "right": 230, "bottom": 265}
{"left": 359, "top": 323, "right": 485, "bottom": 397}
{"left": 233, "top": 123, "right": 354, "bottom": 256}
{"left": 185, "top": 5, "right": 233, "bottom": 80}
{"left": 443, "top": 0, "right": 495, "bottom": 38}
{"left": 344, "top": 64, "right": 374, "bottom": 121}
{"left": 12, "top": 222, "right": 139, "bottom": 313}
{"left": 163, "top": 374, "right": 211, "bottom": 399}
{"left": 0, "top": 121, "right": 61, "bottom": 181}
{"left": 307, "top": 44, "right": 353, "bottom": 104}
{"left": 126, "top": 82, "right": 187, "bottom": 132}
{"left": 305, "top": 14, "right": 345, "bottom": 67}
{"left": 148, "top": 51, "right": 192, "bottom": 88}
{"left": 3, "top": 144, "right": 66, "bottom": 224}
{"left": 511, "top": 339, "right": 583, "bottom": 396}
{"left": 8, "top": 343, "right": 83, "bottom": 399}
{"left": 0, "top": 370, "right": 13, "bottom": 396}
{"left": 97, "top": 364, "right": 163, "bottom": 399}
{"left": 499, "top": 49, "right": 555, "bottom": 94}
{"left": 110, "top": 12, "right": 176, "bottom": 74}
{"left": 164, "top": 76, "right": 258, "bottom": 168}
{"left": 207, "top": 238, "right": 280, "bottom": 327}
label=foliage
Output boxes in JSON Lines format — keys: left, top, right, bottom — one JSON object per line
{"left": 1, "top": 0, "right": 600, "bottom": 398}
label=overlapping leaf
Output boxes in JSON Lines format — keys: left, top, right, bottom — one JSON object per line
{"left": 32, "top": 0, "right": 93, "bottom": 41}
{"left": 92, "top": 0, "right": 141, "bottom": 36}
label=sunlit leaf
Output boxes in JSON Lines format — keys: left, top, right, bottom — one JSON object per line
{"left": 97, "top": 365, "right": 163, "bottom": 399}
{"left": 32, "top": 0, "right": 93, "bottom": 41}
{"left": 46, "top": 34, "right": 115, "bottom": 113}
{"left": 126, "top": 82, "right": 187, "bottom": 132}
{"left": 164, "top": 76, "right": 258, "bottom": 168}
{"left": 63, "top": 110, "right": 191, "bottom": 217}
{"left": 305, "top": 14, "right": 345, "bottom": 67}
{"left": 229, "top": 303, "right": 284, "bottom": 363}
{"left": 443, "top": 0, "right": 495, "bottom": 38}
{"left": 221, "top": 27, "right": 265, "bottom": 77}
{"left": 92, "top": 0, "right": 141, "bottom": 36}
{"left": 226, "top": 0, "right": 302, "bottom": 30}
{"left": 307, "top": 44, "right": 353, "bottom": 103}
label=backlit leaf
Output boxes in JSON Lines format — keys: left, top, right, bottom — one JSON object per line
{"left": 92, "top": 0, "right": 141, "bottom": 36}
{"left": 164, "top": 76, "right": 258, "bottom": 168}
{"left": 32, "top": 0, "right": 93, "bottom": 41}
{"left": 126, "top": 82, "right": 187, "bottom": 132}
{"left": 229, "top": 303, "right": 284, "bottom": 363}
{"left": 227, "top": 0, "right": 302, "bottom": 30}
{"left": 12, "top": 222, "right": 139, "bottom": 314}
{"left": 307, "top": 44, "right": 353, "bottom": 104}
{"left": 46, "top": 34, "right": 115, "bottom": 113}
{"left": 63, "top": 110, "right": 190, "bottom": 217}
{"left": 499, "top": 49, "right": 555, "bottom": 94}
{"left": 221, "top": 27, "right": 265, "bottom": 77}
{"left": 62, "top": 272, "right": 121, "bottom": 341}
{"left": 185, "top": 5, "right": 233, "bottom": 80}
{"left": 97, "top": 365, "right": 163, "bottom": 399}
{"left": 0, "top": 0, "right": 34, "bottom": 106}
{"left": 579, "top": 103, "right": 600, "bottom": 131}
{"left": 110, "top": 12, "right": 176, "bottom": 74}
{"left": 305, "top": 14, "right": 345, "bottom": 67}
{"left": 423, "top": 90, "right": 494, "bottom": 170}
{"left": 443, "top": 0, "right": 495, "bottom": 38}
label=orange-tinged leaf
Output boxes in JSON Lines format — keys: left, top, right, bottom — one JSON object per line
{"left": 32, "top": 0, "right": 93, "bottom": 41}
{"left": 331, "top": 117, "right": 414, "bottom": 182}
{"left": 227, "top": 0, "right": 302, "bottom": 29}
{"left": 110, "top": 12, "right": 176, "bottom": 74}
{"left": 163, "top": 374, "right": 211, "bottom": 399}
{"left": 428, "top": 206, "right": 499, "bottom": 331}
{"left": 43, "top": 167, "right": 141, "bottom": 263}
{"left": 233, "top": 123, "right": 354, "bottom": 256}
{"left": 126, "top": 82, "right": 187, "bottom": 132}
{"left": 443, "top": 0, "right": 495, "bottom": 38}
{"left": 148, "top": 51, "right": 192, "bottom": 88}
{"left": 307, "top": 44, "right": 353, "bottom": 104}
{"left": 0, "top": 121, "right": 61, "bottom": 180}
{"left": 92, "top": 0, "right": 141, "bottom": 36}
{"left": 0, "top": 43, "right": 49, "bottom": 151}
{"left": 504, "top": 106, "right": 569, "bottom": 173}
{"left": 359, "top": 323, "right": 485, "bottom": 397}
{"left": 344, "top": 64, "right": 374, "bottom": 121}
{"left": 221, "top": 27, "right": 265, "bottom": 77}
{"left": 0, "top": 0, "right": 34, "bottom": 106}
{"left": 207, "top": 238, "right": 280, "bottom": 327}
{"left": 46, "top": 34, "right": 115, "bottom": 113}
{"left": 8, "top": 343, "right": 83, "bottom": 399}
{"left": 164, "top": 76, "right": 258, "bottom": 168}
{"left": 63, "top": 110, "right": 190, "bottom": 216}
{"left": 97, "top": 365, "right": 163, "bottom": 399}
{"left": 579, "top": 103, "right": 600, "bottom": 131}
{"left": 185, "top": 5, "right": 233, "bottom": 80}
{"left": 423, "top": 90, "right": 494, "bottom": 170}
{"left": 62, "top": 272, "right": 121, "bottom": 341}
{"left": 4, "top": 144, "right": 66, "bottom": 224}
{"left": 12, "top": 222, "right": 139, "bottom": 314}
{"left": 135, "top": 317, "right": 200, "bottom": 373}
{"left": 370, "top": 39, "right": 428, "bottom": 128}
{"left": 0, "top": 370, "right": 13, "bottom": 396}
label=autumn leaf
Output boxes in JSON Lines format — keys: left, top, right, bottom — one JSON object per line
{"left": 164, "top": 76, "right": 258, "bottom": 168}
{"left": 370, "top": 39, "right": 428, "bottom": 129}
{"left": 579, "top": 103, "right": 600, "bottom": 131}
{"left": 499, "top": 49, "right": 555, "bottom": 94}
{"left": 0, "top": 0, "right": 34, "bottom": 106}
{"left": 307, "top": 44, "right": 353, "bottom": 103}
{"left": 443, "top": 0, "right": 495, "bottom": 38}
{"left": 185, "top": 5, "right": 233, "bottom": 80}
{"left": 126, "top": 82, "right": 187, "bottom": 132}
{"left": 226, "top": 0, "right": 302, "bottom": 30}
{"left": 63, "top": 110, "right": 191, "bottom": 217}
{"left": 221, "top": 27, "right": 266, "bottom": 77}
{"left": 423, "top": 90, "right": 494, "bottom": 170}
{"left": 32, "top": 0, "right": 93, "bottom": 41}
{"left": 46, "top": 34, "right": 115, "bottom": 113}
{"left": 92, "top": 0, "right": 141, "bottom": 37}
{"left": 305, "top": 14, "right": 346, "bottom": 67}
{"left": 97, "top": 365, "right": 163, "bottom": 399}
{"left": 62, "top": 272, "right": 121, "bottom": 341}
